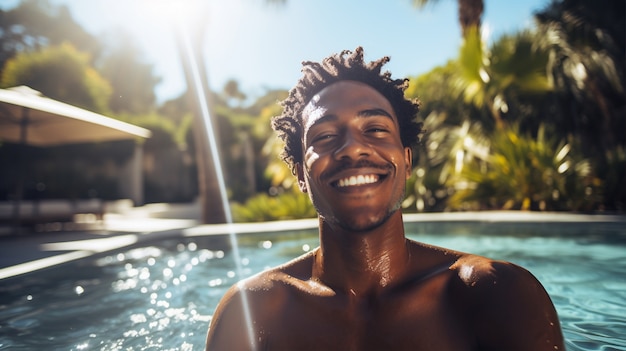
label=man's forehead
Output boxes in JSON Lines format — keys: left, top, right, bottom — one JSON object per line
{"left": 308, "top": 80, "right": 378, "bottom": 99}
{"left": 302, "top": 95, "right": 328, "bottom": 131}
{"left": 301, "top": 80, "right": 393, "bottom": 128}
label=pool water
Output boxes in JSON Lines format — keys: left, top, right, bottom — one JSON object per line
{"left": 0, "top": 221, "right": 625, "bottom": 350}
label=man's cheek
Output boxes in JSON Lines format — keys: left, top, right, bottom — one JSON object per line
{"left": 304, "top": 146, "right": 320, "bottom": 170}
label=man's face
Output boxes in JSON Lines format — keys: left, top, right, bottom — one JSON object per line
{"left": 297, "top": 80, "right": 412, "bottom": 232}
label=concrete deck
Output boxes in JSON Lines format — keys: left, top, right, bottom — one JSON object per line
{"left": 0, "top": 201, "right": 320, "bottom": 280}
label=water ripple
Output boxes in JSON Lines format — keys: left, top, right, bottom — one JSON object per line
{"left": 0, "top": 227, "right": 625, "bottom": 350}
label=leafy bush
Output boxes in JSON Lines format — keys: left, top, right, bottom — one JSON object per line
{"left": 231, "top": 188, "right": 316, "bottom": 222}
{"left": 446, "top": 124, "right": 602, "bottom": 211}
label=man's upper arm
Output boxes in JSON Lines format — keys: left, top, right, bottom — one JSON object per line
{"left": 205, "top": 284, "right": 259, "bottom": 351}
{"left": 470, "top": 260, "right": 565, "bottom": 351}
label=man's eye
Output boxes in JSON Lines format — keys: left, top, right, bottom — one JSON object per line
{"left": 312, "top": 134, "right": 335, "bottom": 143}
{"left": 366, "top": 127, "right": 390, "bottom": 134}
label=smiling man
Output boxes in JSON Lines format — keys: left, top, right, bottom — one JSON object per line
{"left": 205, "top": 47, "right": 564, "bottom": 351}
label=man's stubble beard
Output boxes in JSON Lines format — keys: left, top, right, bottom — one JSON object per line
{"left": 313, "top": 188, "right": 405, "bottom": 233}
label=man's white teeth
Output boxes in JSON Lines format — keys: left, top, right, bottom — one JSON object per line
{"left": 337, "top": 175, "right": 379, "bottom": 188}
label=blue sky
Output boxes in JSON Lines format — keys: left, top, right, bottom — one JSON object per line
{"left": 3, "top": 0, "right": 549, "bottom": 103}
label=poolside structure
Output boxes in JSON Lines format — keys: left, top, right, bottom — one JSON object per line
{"left": 0, "top": 86, "right": 152, "bottom": 228}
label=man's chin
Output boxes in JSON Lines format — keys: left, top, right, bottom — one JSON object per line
{"left": 315, "top": 193, "right": 404, "bottom": 232}
{"left": 323, "top": 208, "right": 399, "bottom": 233}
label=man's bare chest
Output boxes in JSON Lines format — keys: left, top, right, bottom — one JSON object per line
{"left": 259, "top": 285, "right": 474, "bottom": 350}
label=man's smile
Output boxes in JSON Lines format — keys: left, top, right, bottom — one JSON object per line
{"left": 321, "top": 157, "right": 394, "bottom": 191}
{"left": 333, "top": 174, "right": 385, "bottom": 188}
{"left": 325, "top": 162, "right": 392, "bottom": 190}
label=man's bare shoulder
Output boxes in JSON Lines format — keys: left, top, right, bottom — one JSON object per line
{"left": 448, "top": 251, "right": 544, "bottom": 300}
{"left": 221, "top": 249, "right": 317, "bottom": 302}
{"left": 206, "top": 250, "right": 318, "bottom": 350}
{"left": 406, "top": 239, "right": 535, "bottom": 292}
{"left": 451, "top": 253, "right": 520, "bottom": 288}
{"left": 440, "top": 246, "right": 564, "bottom": 350}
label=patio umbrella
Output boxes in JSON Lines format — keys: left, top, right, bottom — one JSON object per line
{"left": 0, "top": 86, "right": 151, "bottom": 228}
{"left": 0, "top": 86, "right": 151, "bottom": 146}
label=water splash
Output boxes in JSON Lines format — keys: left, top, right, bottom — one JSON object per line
{"left": 177, "top": 24, "right": 256, "bottom": 350}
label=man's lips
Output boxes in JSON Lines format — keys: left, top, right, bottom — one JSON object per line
{"left": 334, "top": 174, "right": 383, "bottom": 188}
{"left": 323, "top": 160, "right": 393, "bottom": 189}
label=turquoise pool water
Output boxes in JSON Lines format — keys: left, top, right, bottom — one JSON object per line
{"left": 0, "top": 220, "right": 625, "bottom": 350}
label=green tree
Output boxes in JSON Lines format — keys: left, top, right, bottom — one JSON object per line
{"left": 404, "top": 30, "right": 555, "bottom": 211}
{"left": 1, "top": 42, "right": 112, "bottom": 113}
{"left": 455, "top": 28, "right": 553, "bottom": 130}
{"left": 212, "top": 88, "right": 290, "bottom": 202}
{"left": 406, "top": 60, "right": 471, "bottom": 127}
{"left": 535, "top": 0, "right": 625, "bottom": 210}
{"left": 535, "top": 0, "right": 625, "bottom": 157}
{"left": 221, "top": 79, "right": 247, "bottom": 107}
{"left": 170, "top": 0, "right": 287, "bottom": 222}
{"left": 404, "top": 21, "right": 620, "bottom": 212}
{"left": 1, "top": 1, "right": 163, "bottom": 116}
{"left": 98, "top": 30, "right": 161, "bottom": 115}
{"left": 0, "top": 0, "right": 101, "bottom": 74}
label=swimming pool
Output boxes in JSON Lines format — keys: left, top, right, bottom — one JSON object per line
{"left": 0, "top": 215, "right": 625, "bottom": 350}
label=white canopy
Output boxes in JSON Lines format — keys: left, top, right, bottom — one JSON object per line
{"left": 0, "top": 86, "right": 151, "bottom": 146}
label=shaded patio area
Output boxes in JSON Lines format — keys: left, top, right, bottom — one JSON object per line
{"left": 0, "top": 86, "right": 152, "bottom": 228}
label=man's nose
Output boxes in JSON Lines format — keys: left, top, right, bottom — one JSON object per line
{"left": 333, "top": 132, "right": 371, "bottom": 160}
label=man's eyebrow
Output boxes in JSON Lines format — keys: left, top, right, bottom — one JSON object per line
{"left": 357, "top": 108, "right": 394, "bottom": 120}
{"left": 310, "top": 114, "right": 338, "bottom": 126}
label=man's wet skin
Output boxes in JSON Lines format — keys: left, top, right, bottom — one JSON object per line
{"left": 205, "top": 81, "right": 564, "bottom": 351}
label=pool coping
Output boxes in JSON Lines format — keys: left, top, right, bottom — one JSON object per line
{"left": 1, "top": 211, "right": 624, "bottom": 280}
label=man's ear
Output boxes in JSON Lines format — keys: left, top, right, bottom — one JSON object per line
{"left": 404, "top": 147, "right": 413, "bottom": 180}
{"left": 295, "top": 163, "right": 307, "bottom": 193}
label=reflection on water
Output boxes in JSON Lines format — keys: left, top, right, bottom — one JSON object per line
{"left": 0, "top": 223, "right": 624, "bottom": 350}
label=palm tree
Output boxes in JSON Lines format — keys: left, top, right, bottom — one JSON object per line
{"left": 174, "top": 13, "right": 229, "bottom": 223}
{"left": 184, "top": 0, "right": 286, "bottom": 223}
{"left": 412, "top": 0, "right": 484, "bottom": 37}
{"left": 534, "top": 0, "right": 625, "bottom": 155}
{"left": 534, "top": 0, "right": 625, "bottom": 210}
{"left": 404, "top": 30, "right": 561, "bottom": 211}
{"left": 455, "top": 29, "right": 553, "bottom": 130}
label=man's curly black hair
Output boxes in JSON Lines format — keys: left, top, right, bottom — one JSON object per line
{"left": 271, "top": 47, "right": 422, "bottom": 174}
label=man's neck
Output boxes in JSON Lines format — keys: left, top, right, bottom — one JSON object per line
{"left": 312, "top": 211, "right": 410, "bottom": 299}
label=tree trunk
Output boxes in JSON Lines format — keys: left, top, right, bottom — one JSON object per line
{"left": 459, "top": 0, "right": 484, "bottom": 37}
{"left": 175, "top": 24, "right": 227, "bottom": 224}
